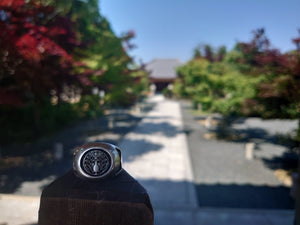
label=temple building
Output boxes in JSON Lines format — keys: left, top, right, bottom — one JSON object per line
{"left": 146, "top": 58, "right": 181, "bottom": 92}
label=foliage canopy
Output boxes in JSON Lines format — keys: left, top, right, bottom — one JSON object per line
{"left": 174, "top": 28, "right": 300, "bottom": 120}
{"left": 0, "top": 0, "right": 149, "bottom": 144}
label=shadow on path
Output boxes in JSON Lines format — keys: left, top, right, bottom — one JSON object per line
{"left": 261, "top": 151, "right": 298, "bottom": 171}
{"left": 139, "top": 178, "right": 294, "bottom": 209}
{"left": 133, "top": 121, "right": 183, "bottom": 137}
{"left": 0, "top": 112, "right": 142, "bottom": 194}
{"left": 195, "top": 183, "right": 294, "bottom": 209}
{"left": 0, "top": 155, "right": 72, "bottom": 194}
{"left": 120, "top": 139, "right": 163, "bottom": 162}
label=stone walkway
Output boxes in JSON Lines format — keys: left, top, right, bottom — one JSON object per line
{"left": 119, "top": 95, "right": 197, "bottom": 211}
{"left": 0, "top": 95, "right": 295, "bottom": 225}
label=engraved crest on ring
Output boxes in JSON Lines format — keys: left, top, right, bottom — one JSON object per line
{"left": 80, "top": 149, "right": 111, "bottom": 177}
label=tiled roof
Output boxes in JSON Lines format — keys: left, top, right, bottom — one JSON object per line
{"left": 146, "top": 58, "right": 181, "bottom": 79}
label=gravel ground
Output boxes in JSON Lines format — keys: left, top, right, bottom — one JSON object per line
{"left": 231, "top": 117, "right": 298, "bottom": 136}
{"left": 180, "top": 100, "right": 295, "bottom": 209}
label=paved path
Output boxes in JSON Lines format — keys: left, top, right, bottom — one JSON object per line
{"left": 119, "top": 95, "right": 197, "bottom": 211}
{"left": 0, "top": 95, "right": 295, "bottom": 225}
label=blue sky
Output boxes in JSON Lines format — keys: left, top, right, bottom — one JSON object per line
{"left": 101, "top": 0, "right": 300, "bottom": 63}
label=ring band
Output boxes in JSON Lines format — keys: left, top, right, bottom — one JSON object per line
{"left": 73, "top": 142, "right": 122, "bottom": 180}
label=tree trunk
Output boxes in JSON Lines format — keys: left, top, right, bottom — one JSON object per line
{"left": 33, "top": 99, "right": 42, "bottom": 136}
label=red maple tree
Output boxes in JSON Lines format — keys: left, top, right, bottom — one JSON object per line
{"left": 0, "top": 0, "right": 96, "bottom": 107}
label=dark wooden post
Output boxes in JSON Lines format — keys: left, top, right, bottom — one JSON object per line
{"left": 38, "top": 169, "right": 153, "bottom": 225}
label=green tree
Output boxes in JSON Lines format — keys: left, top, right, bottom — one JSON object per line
{"left": 174, "top": 58, "right": 263, "bottom": 115}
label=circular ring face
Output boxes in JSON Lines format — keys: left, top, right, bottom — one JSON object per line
{"left": 81, "top": 149, "right": 112, "bottom": 177}
{"left": 73, "top": 142, "right": 122, "bottom": 180}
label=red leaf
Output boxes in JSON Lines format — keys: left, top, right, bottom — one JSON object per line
{"left": 74, "top": 61, "right": 87, "bottom": 67}
{"left": 94, "top": 70, "right": 105, "bottom": 76}
{"left": 77, "top": 75, "right": 93, "bottom": 86}
{"left": 15, "top": 33, "right": 41, "bottom": 61}
{"left": 48, "top": 27, "right": 67, "bottom": 36}
{"left": 0, "top": 0, "right": 25, "bottom": 8}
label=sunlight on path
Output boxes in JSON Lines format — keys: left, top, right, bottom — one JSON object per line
{"left": 119, "top": 94, "right": 197, "bottom": 208}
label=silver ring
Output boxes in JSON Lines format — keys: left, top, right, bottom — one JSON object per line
{"left": 73, "top": 142, "right": 122, "bottom": 180}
